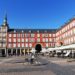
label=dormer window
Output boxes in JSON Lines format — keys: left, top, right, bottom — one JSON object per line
{"left": 14, "top": 30, "right": 16, "bottom": 33}
{"left": 37, "top": 30, "right": 39, "bottom": 33}
{"left": 29, "top": 30, "right": 31, "bottom": 33}
{"left": 45, "top": 30, "right": 47, "bottom": 33}
{"left": 22, "top": 30, "right": 24, "bottom": 33}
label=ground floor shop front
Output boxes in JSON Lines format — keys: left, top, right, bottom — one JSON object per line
{"left": 0, "top": 48, "right": 32, "bottom": 57}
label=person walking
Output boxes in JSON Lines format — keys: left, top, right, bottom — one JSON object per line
{"left": 30, "top": 54, "right": 35, "bottom": 64}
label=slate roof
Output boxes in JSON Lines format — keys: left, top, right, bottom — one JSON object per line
{"left": 57, "top": 17, "right": 75, "bottom": 32}
{"left": 8, "top": 29, "right": 57, "bottom": 33}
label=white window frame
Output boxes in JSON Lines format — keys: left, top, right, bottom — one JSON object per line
{"left": 37, "top": 34, "right": 40, "bottom": 37}
{"left": 13, "top": 38, "right": 16, "bottom": 42}
{"left": 13, "top": 34, "right": 16, "bottom": 37}
{"left": 8, "top": 44, "right": 11, "bottom": 48}
{"left": 29, "top": 43, "right": 32, "bottom": 47}
{"left": 45, "top": 38, "right": 48, "bottom": 42}
{"left": 18, "top": 43, "right": 20, "bottom": 47}
{"left": 26, "top": 43, "right": 28, "bottom": 47}
{"left": 13, "top": 43, "right": 16, "bottom": 47}
{"left": 9, "top": 34, "right": 12, "bottom": 37}
{"left": 18, "top": 38, "right": 20, "bottom": 42}
{"left": 22, "top": 38, "right": 24, "bottom": 42}
{"left": 37, "top": 38, "right": 40, "bottom": 42}
{"left": 25, "top": 38, "right": 28, "bottom": 42}
{"left": 46, "top": 43, "right": 48, "bottom": 47}
{"left": 22, "top": 43, "right": 24, "bottom": 47}
{"left": 9, "top": 38, "right": 12, "bottom": 42}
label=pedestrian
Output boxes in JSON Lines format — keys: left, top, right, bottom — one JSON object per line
{"left": 30, "top": 54, "right": 35, "bottom": 64}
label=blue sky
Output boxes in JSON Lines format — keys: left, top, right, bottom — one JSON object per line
{"left": 0, "top": 0, "right": 75, "bottom": 29}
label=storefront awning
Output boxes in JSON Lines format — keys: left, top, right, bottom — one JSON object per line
{"left": 47, "top": 44, "right": 75, "bottom": 52}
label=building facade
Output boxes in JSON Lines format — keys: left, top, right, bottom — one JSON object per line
{"left": 0, "top": 15, "right": 75, "bottom": 56}
{"left": 56, "top": 18, "right": 75, "bottom": 47}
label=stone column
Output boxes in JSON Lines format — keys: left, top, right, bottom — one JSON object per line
{"left": 72, "top": 49, "right": 74, "bottom": 58}
{"left": 11, "top": 49, "right": 13, "bottom": 56}
{"left": 20, "top": 48, "right": 21, "bottom": 56}
{"left": 16, "top": 49, "right": 17, "bottom": 56}
{"left": 28, "top": 48, "right": 29, "bottom": 55}
{"left": 5, "top": 48, "right": 7, "bottom": 56}
{"left": 24, "top": 48, "right": 25, "bottom": 56}
{"left": 6, "top": 49, "right": 8, "bottom": 57}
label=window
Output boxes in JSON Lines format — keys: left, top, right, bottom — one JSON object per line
{"left": 13, "top": 43, "right": 16, "bottom": 47}
{"left": 26, "top": 43, "right": 28, "bottom": 47}
{"left": 18, "top": 38, "right": 20, "bottom": 42}
{"left": 70, "top": 24, "right": 73, "bottom": 28}
{"left": 71, "top": 37, "right": 73, "bottom": 43}
{"left": 72, "top": 22, "right": 75, "bottom": 26}
{"left": 0, "top": 38, "right": 2, "bottom": 41}
{"left": 22, "top": 43, "right": 24, "bottom": 47}
{"left": 74, "top": 28, "right": 75, "bottom": 34}
{"left": 70, "top": 24, "right": 72, "bottom": 28}
{"left": 3, "top": 38, "right": 6, "bottom": 41}
{"left": 21, "top": 34, "right": 24, "bottom": 37}
{"left": 25, "top": 34, "right": 29, "bottom": 37}
{"left": 29, "top": 38, "right": 31, "bottom": 42}
{"left": 52, "top": 38, "right": 54, "bottom": 42}
{"left": 0, "top": 33, "right": 1, "bottom": 37}
{"left": 29, "top": 38, "right": 35, "bottom": 42}
{"left": 53, "top": 34, "right": 55, "bottom": 37}
{"left": 46, "top": 43, "right": 48, "bottom": 47}
{"left": 9, "top": 34, "right": 12, "bottom": 37}
{"left": 68, "top": 38, "right": 70, "bottom": 44}
{"left": 49, "top": 38, "right": 52, "bottom": 42}
{"left": 68, "top": 31, "right": 70, "bottom": 36}
{"left": 70, "top": 30, "right": 73, "bottom": 35}
{"left": 25, "top": 38, "right": 28, "bottom": 42}
{"left": 54, "top": 38, "right": 56, "bottom": 42}
{"left": 67, "top": 25, "right": 69, "bottom": 30}
{"left": 8, "top": 44, "right": 12, "bottom": 48}
{"left": 22, "top": 38, "right": 24, "bottom": 42}
{"left": 37, "top": 38, "right": 40, "bottom": 42}
{"left": 2, "top": 34, "right": 6, "bottom": 37}
{"left": 2, "top": 28, "right": 7, "bottom": 32}
{"left": 74, "top": 37, "right": 75, "bottom": 41}
{"left": 53, "top": 43, "right": 55, "bottom": 47}
{"left": 14, "top": 30, "right": 16, "bottom": 33}
{"left": 45, "top": 34, "right": 48, "bottom": 37}
{"left": 29, "top": 43, "right": 32, "bottom": 47}
{"left": 18, "top": 43, "right": 20, "bottom": 47}
{"left": 13, "top": 34, "right": 16, "bottom": 37}
{"left": 8, "top": 38, "right": 12, "bottom": 42}
{"left": 65, "top": 27, "right": 67, "bottom": 31}
{"left": 65, "top": 32, "right": 68, "bottom": 37}
{"left": 42, "top": 34, "right": 45, "bottom": 37}
{"left": 49, "top": 34, "right": 51, "bottom": 37}
{"left": 45, "top": 38, "right": 48, "bottom": 42}
{"left": 62, "top": 29, "right": 64, "bottom": 33}
{"left": 13, "top": 38, "right": 16, "bottom": 42}
{"left": 37, "top": 34, "right": 40, "bottom": 37}
{"left": 31, "top": 34, "right": 35, "bottom": 37}
{"left": 51, "top": 43, "right": 53, "bottom": 47}
{"left": 65, "top": 40, "right": 68, "bottom": 44}
{"left": 17, "top": 34, "right": 20, "bottom": 37}
{"left": 0, "top": 43, "right": 1, "bottom": 47}
{"left": 43, "top": 38, "right": 45, "bottom": 42}
{"left": 3, "top": 44, "right": 6, "bottom": 47}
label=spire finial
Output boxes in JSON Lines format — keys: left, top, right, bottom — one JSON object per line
{"left": 3, "top": 13, "right": 8, "bottom": 26}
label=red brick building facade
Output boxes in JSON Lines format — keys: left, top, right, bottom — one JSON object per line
{"left": 0, "top": 15, "right": 75, "bottom": 56}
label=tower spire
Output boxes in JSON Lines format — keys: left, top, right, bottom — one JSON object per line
{"left": 3, "top": 13, "right": 8, "bottom": 26}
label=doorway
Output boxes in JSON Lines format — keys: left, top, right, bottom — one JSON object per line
{"left": 35, "top": 44, "right": 42, "bottom": 53}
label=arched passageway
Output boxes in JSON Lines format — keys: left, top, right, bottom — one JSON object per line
{"left": 35, "top": 44, "right": 42, "bottom": 53}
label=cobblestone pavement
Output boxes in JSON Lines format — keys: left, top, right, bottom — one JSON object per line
{"left": 0, "top": 56, "right": 75, "bottom": 75}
